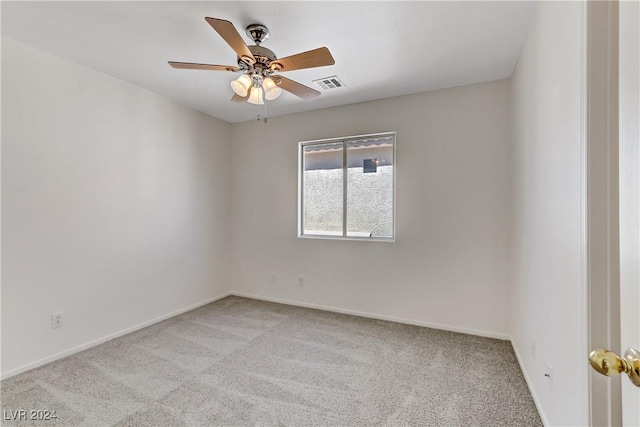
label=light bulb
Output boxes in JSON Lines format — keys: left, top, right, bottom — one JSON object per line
{"left": 247, "top": 86, "right": 264, "bottom": 105}
{"left": 230, "top": 74, "right": 252, "bottom": 97}
{"left": 262, "top": 77, "right": 282, "bottom": 101}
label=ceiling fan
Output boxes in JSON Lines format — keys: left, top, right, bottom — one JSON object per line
{"left": 168, "top": 17, "right": 335, "bottom": 105}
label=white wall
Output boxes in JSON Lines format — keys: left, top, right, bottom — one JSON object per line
{"left": 509, "top": 2, "right": 588, "bottom": 425}
{"left": 230, "top": 80, "right": 511, "bottom": 338}
{"left": 1, "top": 38, "right": 232, "bottom": 377}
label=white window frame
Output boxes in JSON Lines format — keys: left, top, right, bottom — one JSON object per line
{"left": 298, "top": 132, "right": 396, "bottom": 242}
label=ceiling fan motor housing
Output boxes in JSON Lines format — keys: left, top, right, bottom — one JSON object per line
{"left": 239, "top": 45, "right": 278, "bottom": 77}
{"left": 248, "top": 45, "right": 276, "bottom": 63}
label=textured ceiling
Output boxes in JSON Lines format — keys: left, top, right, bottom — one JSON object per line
{"left": 1, "top": 1, "right": 536, "bottom": 123}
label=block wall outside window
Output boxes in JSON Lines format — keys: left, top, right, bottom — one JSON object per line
{"left": 299, "top": 132, "right": 395, "bottom": 241}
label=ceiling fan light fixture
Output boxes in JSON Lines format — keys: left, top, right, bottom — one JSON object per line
{"left": 262, "top": 77, "right": 282, "bottom": 101}
{"left": 231, "top": 74, "right": 252, "bottom": 97}
{"left": 247, "top": 86, "right": 264, "bottom": 105}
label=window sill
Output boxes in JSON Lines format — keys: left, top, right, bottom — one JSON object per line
{"left": 298, "top": 234, "right": 395, "bottom": 243}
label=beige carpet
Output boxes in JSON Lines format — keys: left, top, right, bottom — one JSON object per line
{"left": 1, "top": 296, "right": 542, "bottom": 426}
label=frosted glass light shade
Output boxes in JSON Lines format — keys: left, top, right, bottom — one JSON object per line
{"left": 247, "top": 86, "right": 264, "bottom": 105}
{"left": 230, "top": 74, "right": 252, "bottom": 97}
{"left": 262, "top": 77, "right": 282, "bottom": 101}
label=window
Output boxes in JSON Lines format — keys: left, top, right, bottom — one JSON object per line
{"left": 298, "top": 132, "right": 395, "bottom": 241}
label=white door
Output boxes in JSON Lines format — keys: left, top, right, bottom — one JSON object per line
{"left": 587, "top": 1, "right": 640, "bottom": 424}
{"left": 619, "top": 0, "right": 640, "bottom": 424}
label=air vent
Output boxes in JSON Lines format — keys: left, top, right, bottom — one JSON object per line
{"left": 312, "top": 75, "right": 346, "bottom": 91}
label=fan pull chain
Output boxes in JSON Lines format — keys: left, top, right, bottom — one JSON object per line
{"left": 256, "top": 89, "right": 267, "bottom": 124}
{"left": 263, "top": 97, "right": 268, "bottom": 124}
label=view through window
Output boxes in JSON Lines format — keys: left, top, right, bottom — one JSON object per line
{"left": 299, "top": 133, "right": 395, "bottom": 240}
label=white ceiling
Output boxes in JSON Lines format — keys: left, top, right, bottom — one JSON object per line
{"left": 1, "top": 1, "right": 536, "bottom": 123}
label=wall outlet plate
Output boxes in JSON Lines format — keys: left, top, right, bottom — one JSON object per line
{"left": 51, "top": 312, "right": 63, "bottom": 329}
{"left": 270, "top": 274, "right": 277, "bottom": 284}
{"left": 298, "top": 276, "right": 304, "bottom": 287}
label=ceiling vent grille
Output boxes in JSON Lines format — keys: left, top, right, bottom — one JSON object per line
{"left": 312, "top": 75, "right": 345, "bottom": 91}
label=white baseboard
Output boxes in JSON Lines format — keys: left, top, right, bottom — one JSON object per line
{"left": 511, "top": 340, "right": 549, "bottom": 426}
{"left": 0, "top": 292, "right": 232, "bottom": 380}
{"left": 230, "top": 291, "right": 510, "bottom": 340}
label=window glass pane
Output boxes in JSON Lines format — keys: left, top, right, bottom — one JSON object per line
{"left": 303, "top": 142, "right": 343, "bottom": 235}
{"left": 346, "top": 136, "right": 394, "bottom": 238}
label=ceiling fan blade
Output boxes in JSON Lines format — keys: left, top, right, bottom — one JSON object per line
{"left": 205, "top": 17, "right": 256, "bottom": 63}
{"left": 231, "top": 93, "right": 249, "bottom": 102}
{"left": 275, "top": 76, "right": 321, "bottom": 100}
{"left": 271, "top": 47, "right": 335, "bottom": 72}
{"left": 168, "top": 61, "right": 239, "bottom": 72}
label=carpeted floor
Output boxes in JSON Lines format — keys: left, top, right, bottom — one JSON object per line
{"left": 1, "top": 296, "right": 542, "bottom": 426}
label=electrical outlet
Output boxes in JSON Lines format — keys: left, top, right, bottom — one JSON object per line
{"left": 298, "top": 276, "right": 304, "bottom": 287}
{"left": 270, "top": 274, "right": 277, "bottom": 284}
{"left": 51, "top": 312, "right": 63, "bottom": 329}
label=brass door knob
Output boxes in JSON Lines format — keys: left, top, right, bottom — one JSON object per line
{"left": 589, "top": 348, "right": 640, "bottom": 387}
